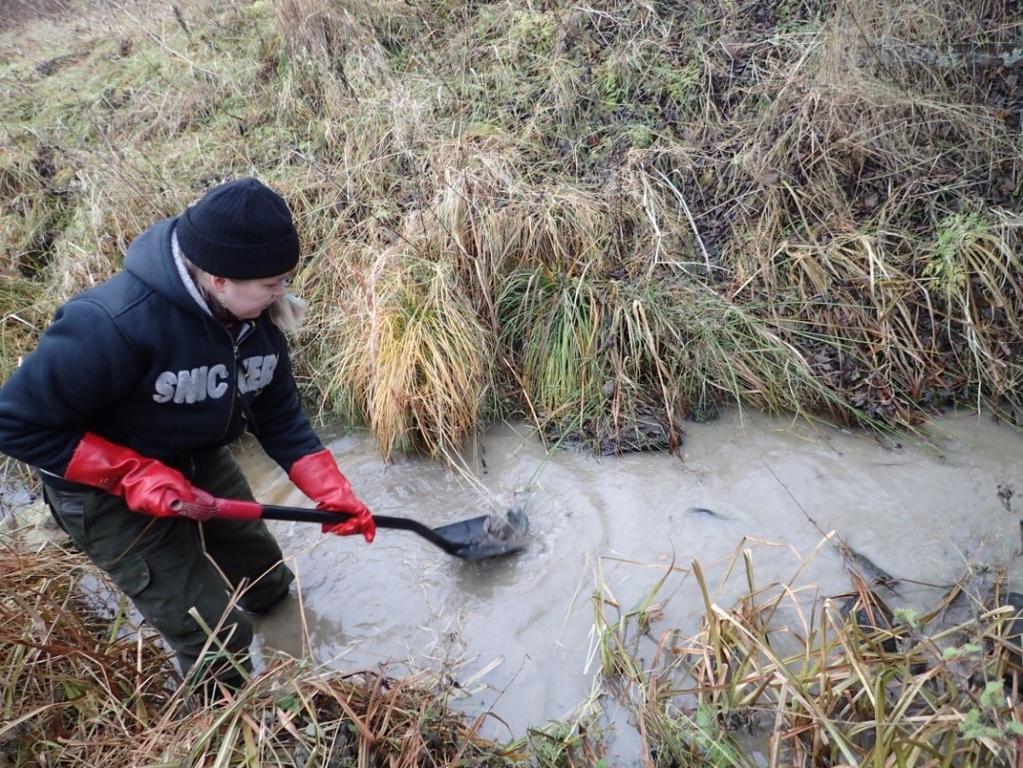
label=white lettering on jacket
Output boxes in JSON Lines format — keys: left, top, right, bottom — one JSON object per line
{"left": 238, "top": 354, "right": 278, "bottom": 394}
{"left": 152, "top": 354, "right": 277, "bottom": 403}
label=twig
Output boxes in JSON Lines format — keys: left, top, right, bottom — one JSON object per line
{"left": 652, "top": 167, "right": 711, "bottom": 274}
{"left": 761, "top": 459, "right": 902, "bottom": 593}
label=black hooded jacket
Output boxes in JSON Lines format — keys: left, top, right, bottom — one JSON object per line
{"left": 0, "top": 218, "right": 323, "bottom": 485}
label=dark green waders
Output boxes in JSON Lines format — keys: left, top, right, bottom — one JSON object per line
{"left": 43, "top": 447, "right": 294, "bottom": 693}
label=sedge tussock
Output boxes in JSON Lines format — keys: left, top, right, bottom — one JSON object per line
{"left": 315, "top": 250, "right": 494, "bottom": 460}
{"left": 368, "top": 256, "right": 493, "bottom": 458}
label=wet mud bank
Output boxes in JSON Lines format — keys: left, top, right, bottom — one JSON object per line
{"left": 240, "top": 409, "right": 1022, "bottom": 755}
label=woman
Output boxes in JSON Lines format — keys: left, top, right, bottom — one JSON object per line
{"left": 0, "top": 177, "right": 375, "bottom": 692}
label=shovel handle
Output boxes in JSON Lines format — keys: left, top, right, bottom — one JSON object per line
{"left": 211, "top": 498, "right": 462, "bottom": 555}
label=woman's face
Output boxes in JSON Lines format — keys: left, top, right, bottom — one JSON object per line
{"left": 210, "top": 272, "right": 292, "bottom": 320}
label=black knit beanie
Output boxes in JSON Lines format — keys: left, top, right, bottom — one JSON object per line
{"left": 175, "top": 178, "right": 300, "bottom": 279}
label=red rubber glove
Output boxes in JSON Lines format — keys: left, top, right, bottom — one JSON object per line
{"left": 288, "top": 449, "right": 375, "bottom": 542}
{"left": 63, "top": 432, "right": 217, "bottom": 520}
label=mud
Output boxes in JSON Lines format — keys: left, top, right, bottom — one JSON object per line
{"left": 238, "top": 410, "right": 1020, "bottom": 758}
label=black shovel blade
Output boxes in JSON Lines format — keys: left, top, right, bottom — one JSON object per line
{"left": 433, "top": 511, "right": 529, "bottom": 560}
{"left": 256, "top": 504, "right": 528, "bottom": 561}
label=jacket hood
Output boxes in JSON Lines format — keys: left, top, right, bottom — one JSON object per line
{"left": 124, "top": 218, "right": 207, "bottom": 316}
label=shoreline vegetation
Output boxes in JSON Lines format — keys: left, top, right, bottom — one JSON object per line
{"left": 4, "top": 510, "right": 1023, "bottom": 766}
{"left": 2, "top": 0, "right": 1022, "bottom": 764}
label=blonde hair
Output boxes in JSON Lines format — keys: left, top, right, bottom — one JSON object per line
{"left": 268, "top": 292, "right": 307, "bottom": 333}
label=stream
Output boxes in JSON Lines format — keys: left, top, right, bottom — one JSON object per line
{"left": 233, "top": 409, "right": 1020, "bottom": 760}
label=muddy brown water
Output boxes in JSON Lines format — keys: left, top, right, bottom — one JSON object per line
{"left": 236, "top": 409, "right": 1020, "bottom": 760}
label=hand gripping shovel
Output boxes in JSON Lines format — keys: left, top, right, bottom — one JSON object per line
{"left": 190, "top": 498, "right": 529, "bottom": 561}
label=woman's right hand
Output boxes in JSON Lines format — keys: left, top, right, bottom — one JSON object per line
{"left": 64, "top": 432, "right": 217, "bottom": 519}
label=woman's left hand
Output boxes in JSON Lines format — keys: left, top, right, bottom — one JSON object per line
{"left": 288, "top": 449, "right": 376, "bottom": 542}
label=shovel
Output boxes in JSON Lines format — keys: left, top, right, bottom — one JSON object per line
{"left": 186, "top": 497, "right": 529, "bottom": 561}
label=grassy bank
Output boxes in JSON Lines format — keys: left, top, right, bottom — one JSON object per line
{"left": 2, "top": 0, "right": 1020, "bottom": 458}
